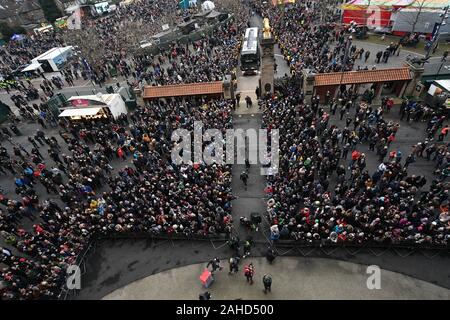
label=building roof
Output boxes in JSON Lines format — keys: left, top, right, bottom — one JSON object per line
{"left": 143, "top": 82, "right": 224, "bottom": 99}
{"left": 206, "top": 10, "right": 223, "bottom": 19}
{"left": 194, "top": 10, "right": 212, "bottom": 18}
{"left": 314, "top": 67, "right": 412, "bottom": 86}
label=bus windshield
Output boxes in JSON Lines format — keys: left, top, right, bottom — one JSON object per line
{"left": 241, "top": 27, "right": 260, "bottom": 73}
{"left": 241, "top": 53, "right": 257, "bottom": 63}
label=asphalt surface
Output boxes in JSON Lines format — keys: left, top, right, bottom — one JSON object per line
{"left": 231, "top": 113, "right": 268, "bottom": 240}
{"left": 102, "top": 257, "right": 450, "bottom": 300}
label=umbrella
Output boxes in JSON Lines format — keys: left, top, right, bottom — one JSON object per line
{"left": 201, "top": 0, "right": 215, "bottom": 11}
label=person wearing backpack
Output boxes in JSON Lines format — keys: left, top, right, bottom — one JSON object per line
{"left": 240, "top": 171, "right": 249, "bottom": 187}
{"left": 228, "top": 256, "right": 240, "bottom": 274}
{"left": 227, "top": 236, "right": 240, "bottom": 256}
{"left": 207, "top": 257, "right": 222, "bottom": 273}
{"left": 266, "top": 247, "right": 276, "bottom": 264}
{"left": 262, "top": 274, "right": 272, "bottom": 293}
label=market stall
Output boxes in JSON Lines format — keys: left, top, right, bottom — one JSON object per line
{"left": 59, "top": 93, "right": 128, "bottom": 121}
{"left": 31, "top": 46, "right": 74, "bottom": 73}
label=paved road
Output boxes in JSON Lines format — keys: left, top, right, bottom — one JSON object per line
{"left": 103, "top": 257, "right": 450, "bottom": 300}
{"left": 230, "top": 13, "right": 289, "bottom": 244}
{"left": 230, "top": 113, "right": 268, "bottom": 243}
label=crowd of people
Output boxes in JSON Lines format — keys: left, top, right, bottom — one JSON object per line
{"left": 251, "top": 1, "right": 353, "bottom": 76}
{"left": 0, "top": 96, "right": 235, "bottom": 299}
{"left": 250, "top": 0, "right": 406, "bottom": 77}
{"left": 1, "top": 1, "right": 252, "bottom": 301}
{"left": 263, "top": 77, "right": 450, "bottom": 245}
{"left": 1, "top": 0, "right": 249, "bottom": 93}
{"left": 130, "top": 18, "right": 243, "bottom": 86}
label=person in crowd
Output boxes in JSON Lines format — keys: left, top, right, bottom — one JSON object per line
{"left": 244, "top": 263, "right": 255, "bottom": 284}
{"left": 262, "top": 77, "right": 449, "bottom": 246}
{"left": 0, "top": 96, "right": 235, "bottom": 299}
{"left": 262, "top": 274, "right": 272, "bottom": 293}
{"left": 207, "top": 257, "right": 223, "bottom": 274}
{"left": 266, "top": 247, "right": 276, "bottom": 264}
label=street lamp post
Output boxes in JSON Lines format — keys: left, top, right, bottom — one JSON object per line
{"left": 425, "top": 6, "right": 449, "bottom": 59}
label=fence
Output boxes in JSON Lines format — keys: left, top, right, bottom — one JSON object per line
{"left": 58, "top": 238, "right": 96, "bottom": 300}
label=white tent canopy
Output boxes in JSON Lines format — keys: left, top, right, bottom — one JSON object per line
{"left": 435, "top": 80, "right": 450, "bottom": 92}
{"left": 59, "top": 107, "right": 103, "bottom": 118}
{"left": 21, "top": 62, "right": 42, "bottom": 72}
{"left": 64, "top": 94, "right": 128, "bottom": 119}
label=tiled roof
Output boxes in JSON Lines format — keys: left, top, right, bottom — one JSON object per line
{"left": 314, "top": 67, "right": 412, "bottom": 86}
{"left": 143, "top": 81, "right": 224, "bottom": 99}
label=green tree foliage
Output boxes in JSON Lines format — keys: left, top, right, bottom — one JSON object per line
{"left": 38, "top": 0, "right": 62, "bottom": 23}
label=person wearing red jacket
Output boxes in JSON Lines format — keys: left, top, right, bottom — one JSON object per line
{"left": 351, "top": 150, "right": 361, "bottom": 160}
{"left": 387, "top": 133, "right": 395, "bottom": 146}
{"left": 244, "top": 263, "right": 255, "bottom": 284}
{"left": 351, "top": 150, "right": 361, "bottom": 167}
{"left": 117, "top": 147, "right": 126, "bottom": 161}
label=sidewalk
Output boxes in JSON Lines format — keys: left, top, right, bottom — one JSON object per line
{"left": 103, "top": 257, "right": 450, "bottom": 300}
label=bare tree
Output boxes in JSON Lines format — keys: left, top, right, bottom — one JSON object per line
{"left": 404, "top": 0, "right": 429, "bottom": 33}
